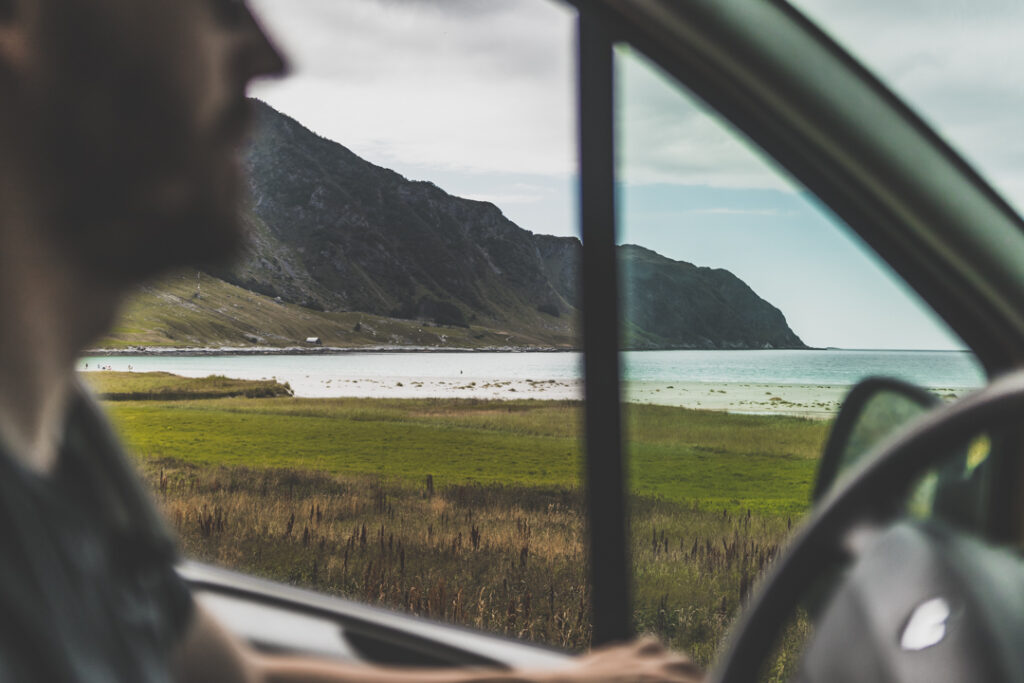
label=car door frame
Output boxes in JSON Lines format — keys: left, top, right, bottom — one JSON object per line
{"left": 567, "top": 0, "right": 1024, "bottom": 643}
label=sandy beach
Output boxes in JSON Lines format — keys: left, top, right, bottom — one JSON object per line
{"left": 248, "top": 375, "right": 973, "bottom": 419}
{"left": 627, "top": 381, "right": 849, "bottom": 417}
{"left": 627, "top": 381, "right": 971, "bottom": 417}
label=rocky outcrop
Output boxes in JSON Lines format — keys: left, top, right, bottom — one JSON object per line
{"left": 620, "top": 245, "right": 805, "bottom": 349}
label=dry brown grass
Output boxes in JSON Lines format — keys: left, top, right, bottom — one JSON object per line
{"left": 141, "top": 458, "right": 807, "bottom": 674}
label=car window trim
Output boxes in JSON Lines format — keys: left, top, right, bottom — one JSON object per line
{"left": 577, "top": 9, "right": 633, "bottom": 646}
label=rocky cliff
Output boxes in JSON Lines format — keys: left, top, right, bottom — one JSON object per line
{"left": 199, "top": 100, "right": 806, "bottom": 350}
{"left": 619, "top": 245, "right": 805, "bottom": 349}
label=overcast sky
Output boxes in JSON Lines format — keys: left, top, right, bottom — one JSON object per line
{"left": 247, "top": 0, "right": 1024, "bottom": 351}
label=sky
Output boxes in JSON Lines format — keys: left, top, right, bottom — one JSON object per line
{"left": 246, "top": 0, "right": 1024, "bottom": 351}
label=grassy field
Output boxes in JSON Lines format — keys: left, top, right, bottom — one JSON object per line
{"left": 88, "top": 372, "right": 829, "bottom": 676}
{"left": 85, "top": 371, "right": 293, "bottom": 400}
{"left": 100, "top": 392, "right": 826, "bottom": 515}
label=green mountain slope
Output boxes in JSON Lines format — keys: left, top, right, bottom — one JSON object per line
{"left": 100, "top": 270, "right": 565, "bottom": 350}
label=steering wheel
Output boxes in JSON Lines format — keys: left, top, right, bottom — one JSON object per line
{"left": 708, "top": 369, "right": 1024, "bottom": 683}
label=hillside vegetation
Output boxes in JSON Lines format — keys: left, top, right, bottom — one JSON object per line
{"left": 100, "top": 270, "right": 561, "bottom": 349}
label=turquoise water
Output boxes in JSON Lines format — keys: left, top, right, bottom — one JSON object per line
{"left": 79, "top": 349, "right": 984, "bottom": 399}
{"left": 621, "top": 349, "right": 984, "bottom": 388}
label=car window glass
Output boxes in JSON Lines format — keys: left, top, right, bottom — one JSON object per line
{"left": 80, "top": 0, "right": 597, "bottom": 652}
{"left": 613, "top": 43, "right": 984, "bottom": 675}
{"left": 786, "top": 0, "right": 1024, "bottom": 221}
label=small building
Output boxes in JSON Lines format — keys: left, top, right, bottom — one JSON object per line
{"left": 305, "top": 336, "right": 322, "bottom": 346}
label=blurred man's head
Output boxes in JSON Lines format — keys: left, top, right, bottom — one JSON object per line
{"left": 0, "top": 0, "right": 285, "bottom": 285}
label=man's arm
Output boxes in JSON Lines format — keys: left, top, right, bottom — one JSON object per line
{"left": 171, "top": 604, "right": 703, "bottom": 683}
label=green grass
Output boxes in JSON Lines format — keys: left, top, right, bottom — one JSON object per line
{"left": 96, "top": 371, "right": 828, "bottom": 676}
{"left": 109, "top": 399, "right": 581, "bottom": 486}
{"left": 106, "top": 394, "right": 828, "bottom": 515}
{"left": 83, "top": 371, "right": 293, "bottom": 400}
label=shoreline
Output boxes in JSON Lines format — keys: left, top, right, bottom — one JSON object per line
{"left": 84, "top": 345, "right": 573, "bottom": 356}
{"left": 81, "top": 367, "right": 977, "bottom": 419}
{"left": 624, "top": 381, "right": 969, "bottom": 417}
{"left": 83, "top": 346, "right": 973, "bottom": 356}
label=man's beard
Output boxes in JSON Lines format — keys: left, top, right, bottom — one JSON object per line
{"left": 27, "top": 91, "right": 251, "bottom": 287}
{"left": 44, "top": 149, "right": 250, "bottom": 286}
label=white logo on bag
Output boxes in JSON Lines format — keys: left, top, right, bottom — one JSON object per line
{"left": 900, "top": 597, "right": 951, "bottom": 651}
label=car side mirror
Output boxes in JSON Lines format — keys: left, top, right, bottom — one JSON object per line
{"left": 813, "top": 377, "right": 939, "bottom": 503}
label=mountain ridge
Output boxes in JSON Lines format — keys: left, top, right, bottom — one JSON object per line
{"left": 101, "top": 100, "right": 805, "bottom": 351}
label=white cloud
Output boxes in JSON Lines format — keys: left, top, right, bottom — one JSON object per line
{"left": 463, "top": 193, "right": 542, "bottom": 205}
{"left": 246, "top": 0, "right": 1024, "bottom": 213}
{"left": 462, "top": 182, "right": 548, "bottom": 205}
{"left": 248, "top": 0, "right": 577, "bottom": 178}
{"left": 615, "top": 1, "right": 1024, "bottom": 206}
{"left": 249, "top": 1, "right": 789, "bottom": 191}
{"left": 789, "top": 0, "right": 1024, "bottom": 213}
{"left": 614, "top": 46, "right": 798, "bottom": 192}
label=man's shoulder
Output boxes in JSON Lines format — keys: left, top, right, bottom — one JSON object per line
{"left": 0, "top": 382, "right": 195, "bottom": 681}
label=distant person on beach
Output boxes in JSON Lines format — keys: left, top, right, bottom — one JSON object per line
{"left": 0, "top": 0, "right": 700, "bottom": 681}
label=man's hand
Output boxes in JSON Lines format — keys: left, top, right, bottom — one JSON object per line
{"left": 551, "top": 637, "right": 704, "bottom": 683}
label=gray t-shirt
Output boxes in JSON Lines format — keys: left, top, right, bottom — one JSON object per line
{"left": 0, "top": 387, "right": 194, "bottom": 681}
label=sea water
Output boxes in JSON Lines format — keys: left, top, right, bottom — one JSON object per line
{"left": 622, "top": 349, "right": 983, "bottom": 388}
{"left": 78, "top": 349, "right": 984, "bottom": 400}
